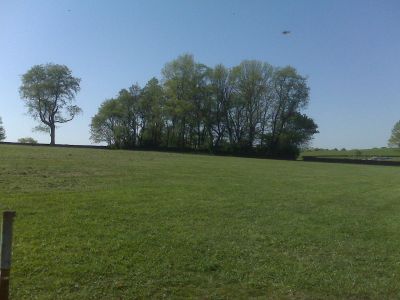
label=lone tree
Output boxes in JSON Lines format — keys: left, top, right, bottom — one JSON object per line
{"left": 388, "top": 120, "right": 400, "bottom": 147}
{"left": 0, "top": 117, "right": 5, "bottom": 141}
{"left": 20, "top": 63, "right": 81, "bottom": 145}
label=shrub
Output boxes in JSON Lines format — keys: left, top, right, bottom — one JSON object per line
{"left": 18, "top": 137, "right": 38, "bottom": 144}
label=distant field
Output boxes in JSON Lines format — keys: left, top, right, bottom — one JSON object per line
{"left": 1, "top": 145, "right": 400, "bottom": 299}
{"left": 302, "top": 147, "right": 400, "bottom": 160}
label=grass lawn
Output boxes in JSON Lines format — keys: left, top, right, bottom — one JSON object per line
{"left": 1, "top": 144, "right": 400, "bottom": 299}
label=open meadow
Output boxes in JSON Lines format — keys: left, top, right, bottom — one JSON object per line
{"left": 1, "top": 145, "right": 400, "bottom": 299}
{"left": 302, "top": 148, "right": 400, "bottom": 160}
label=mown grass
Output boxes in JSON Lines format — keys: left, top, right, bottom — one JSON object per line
{"left": 1, "top": 145, "right": 400, "bottom": 299}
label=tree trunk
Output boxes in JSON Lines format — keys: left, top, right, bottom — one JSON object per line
{"left": 50, "top": 124, "right": 56, "bottom": 145}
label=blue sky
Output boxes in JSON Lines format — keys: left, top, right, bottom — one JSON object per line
{"left": 0, "top": 0, "right": 399, "bottom": 148}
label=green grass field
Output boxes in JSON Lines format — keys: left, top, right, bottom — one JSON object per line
{"left": 302, "top": 147, "right": 400, "bottom": 160}
{"left": 1, "top": 145, "right": 400, "bottom": 299}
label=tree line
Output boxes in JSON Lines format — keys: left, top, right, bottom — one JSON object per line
{"left": 11, "top": 55, "right": 319, "bottom": 159}
{"left": 9, "top": 56, "right": 400, "bottom": 155}
{"left": 90, "top": 54, "right": 318, "bottom": 158}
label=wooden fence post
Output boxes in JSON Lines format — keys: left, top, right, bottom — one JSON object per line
{"left": 0, "top": 211, "right": 16, "bottom": 300}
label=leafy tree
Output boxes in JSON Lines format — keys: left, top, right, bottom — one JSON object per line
{"left": 231, "top": 60, "right": 273, "bottom": 148}
{"left": 90, "top": 98, "right": 125, "bottom": 147}
{"left": 90, "top": 85, "right": 143, "bottom": 148}
{"left": 0, "top": 117, "right": 5, "bottom": 141}
{"left": 388, "top": 120, "right": 400, "bottom": 147}
{"left": 118, "top": 85, "right": 142, "bottom": 147}
{"left": 278, "top": 113, "right": 318, "bottom": 149}
{"left": 20, "top": 63, "right": 81, "bottom": 145}
{"left": 139, "top": 78, "right": 165, "bottom": 146}
{"left": 18, "top": 137, "right": 38, "bottom": 144}
{"left": 268, "top": 66, "right": 310, "bottom": 153}
{"left": 209, "top": 65, "right": 234, "bottom": 148}
{"left": 162, "top": 54, "right": 211, "bottom": 149}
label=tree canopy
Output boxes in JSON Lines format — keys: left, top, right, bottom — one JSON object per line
{"left": 20, "top": 63, "right": 81, "bottom": 145}
{"left": 90, "top": 54, "right": 318, "bottom": 158}
{"left": 388, "top": 120, "right": 400, "bottom": 147}
{"left": 0, "top": 117, "right": 5, "bottom": 141}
